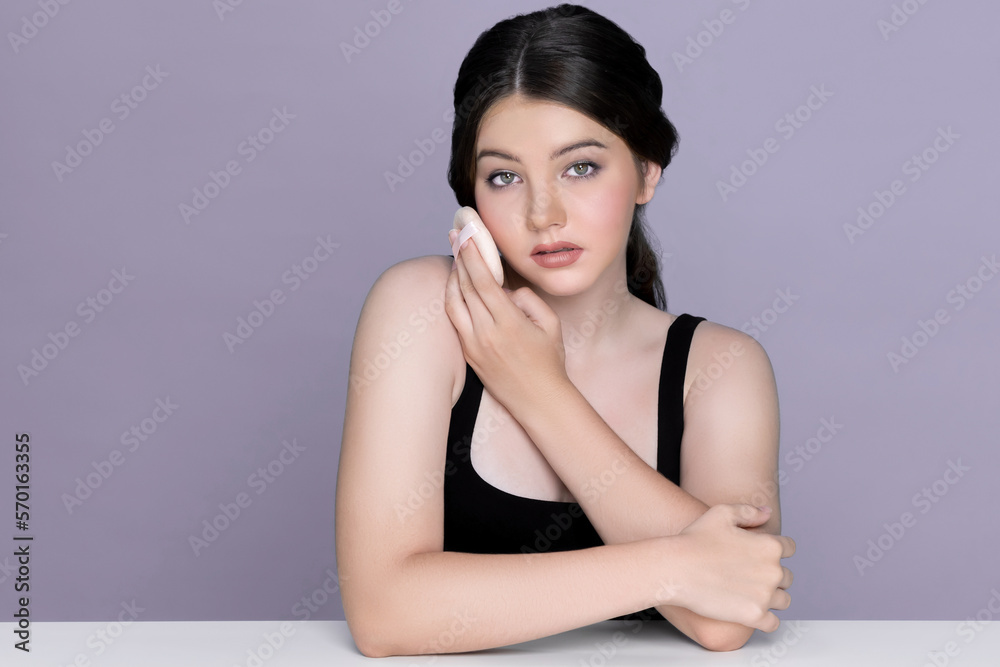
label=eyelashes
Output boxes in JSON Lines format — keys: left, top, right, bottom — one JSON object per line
{"left": 484, "top": 161, "right": 602, "bottom": 190}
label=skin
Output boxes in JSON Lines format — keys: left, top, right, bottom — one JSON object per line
{"left": 451, "top": 92, "right": 792, "bottom": 642}
{"left": 335, "top": 94, "right": 795, "bottom": 657}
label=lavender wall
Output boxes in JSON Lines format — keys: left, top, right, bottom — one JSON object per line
{"left": 1, "top": 0, "right": 997, "bottom": 629}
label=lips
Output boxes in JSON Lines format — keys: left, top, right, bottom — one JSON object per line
{"left": 532, "top": 242, "right": 582, "bottom": 255}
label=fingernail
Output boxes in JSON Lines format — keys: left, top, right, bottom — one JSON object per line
{"left": 452, "top": 221, "right": 478, "bottom": 257}
{"left": 759, "top": 505, "right": 772, "bottom": 513}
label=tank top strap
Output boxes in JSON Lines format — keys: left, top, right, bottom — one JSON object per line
{"left": 657, "top": 313, "right": 706, "bottom": 486}
{"left": 444, "top": 362, "right": 483, "bottom": 483}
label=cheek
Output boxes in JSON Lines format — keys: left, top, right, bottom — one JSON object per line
{"left": 473, "top": 188, "right": 514, "bottom": 248}
{"left": 473, "top": 182, "right": 499, "bottom": 221}
{"left": 576, "top": 175, "right": 636, "bottom": 234}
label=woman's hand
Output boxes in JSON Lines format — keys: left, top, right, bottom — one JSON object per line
{"left": 445, "top": 231, "right": 570, "bottom": 415}
{"left": 666, "top": 504, "right": 795, "bottom": 633}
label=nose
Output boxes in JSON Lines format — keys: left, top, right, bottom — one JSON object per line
{"left": 524, "top": 184, "right": 565, "bottom": 232}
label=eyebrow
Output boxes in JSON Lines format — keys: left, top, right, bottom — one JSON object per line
{"left": 476, "top": 139, "right": 608, "bottom": 164}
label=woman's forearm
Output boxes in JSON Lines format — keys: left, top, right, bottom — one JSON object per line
{"left": 506, "top": 379, "right": 757, "bottom": 650}
{"left": 508, "top": 378, "right": 708, "bottom": 543}
{"left": 347, "top": 537, "right": 684, "bottom": 657}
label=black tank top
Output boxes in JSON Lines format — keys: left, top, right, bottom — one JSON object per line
{"left": 442, "top": 312, "right": 706, "bottom": 622}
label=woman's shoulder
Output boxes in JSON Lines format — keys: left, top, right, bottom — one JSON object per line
{"left": 371, "top": 254, "right": 454, "bottom": 289}
{"left": 634, "top": 306, "right": 760, "bottom": 355}
{"left": 363, "top": 254, "right": 455, "bottom": 315}
{"left": 361, "top": 253, "right": 457, "bottom": 336}
{"left": 357, "top": 254, "right": 465, "bottom": 400}
{"left": 671, "top": 314, "right": 775, "bottom": 406}
{"left": 682, "top": 316, "right": 769, "bottom": 360}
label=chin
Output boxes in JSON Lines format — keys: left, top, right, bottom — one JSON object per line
{"left": 523, "top": 272, "right": 595, "bottom": 297}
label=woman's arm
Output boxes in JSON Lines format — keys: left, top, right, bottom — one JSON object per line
{"left": 364, "top": 537, "right": 685, "bottom": 656}
{"left": 336, "top": 257, "right": 657, "bottom": 656}
{"left": 502, "top": 321, "right": 785, "bottom": 651}
{"left": 661, "top": 322, "right": 785, "bottom": 649}
{"left": 336, "top": 257, "right": 788, "bottom": 657}
{"left": 446, "top": 236, "right": 790, "bottom": 651}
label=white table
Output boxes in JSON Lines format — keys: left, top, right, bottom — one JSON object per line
{"left": 2, "top": 620, "right": 997, "bottom": 666}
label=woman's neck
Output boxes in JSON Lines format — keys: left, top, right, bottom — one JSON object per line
{"left": 502, "top": 259, "right": 645, "bottom": 363}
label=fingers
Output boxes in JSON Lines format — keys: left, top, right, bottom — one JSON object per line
{"left": 757, "top": 611, "right": 781, "bottom": 633}
{"left": 506, "top": 286, "right": 557, "bottom": 331}
{"left": 778, "top": 535, "right": 796, "bottom": 558}
{"left": 768, "top": 587, "right": 792, "bottom": 612}
{"left": 731, "top": 503, "right": 772, "bottom": 528}
{"left": 444, "top": 254, "right": 472, "bottom": 335}
{"left": 779, "top": 565, "right": 794, "bottom": 590}
{"left": 762, "top": 568, "right": 793, "bottom": 624}
{"left": 453, "top": 235, "right": 501, "bottom": 325}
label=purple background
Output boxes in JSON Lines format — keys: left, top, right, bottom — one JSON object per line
{"left": 1, "top": 0, "right": 998, "bottom": 626}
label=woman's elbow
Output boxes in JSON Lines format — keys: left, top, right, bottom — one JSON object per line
{"left": 346, "top": 596, "right": 439, "bottom": 658}
{"left": 344, "top": 592, "right": 411, "bottom": 658}
{"left": 348, "top": 615, "right": 410, "bottom": 658}
{"left": 354, "top": 635, "right": 389, "bottom": 659}
{"left": 694, "top": 622, "right": 754, "bottom": 652}
{"left": 355, "top": 636, "right": 398, "bottom": 659}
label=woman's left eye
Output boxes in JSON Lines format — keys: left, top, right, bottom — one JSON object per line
{"left": 569, "top": 161, "right": 599, "bottom": 178}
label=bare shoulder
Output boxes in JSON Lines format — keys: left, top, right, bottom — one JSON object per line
{"left": 683, "top": 317, "right": 777, "bottom": 407}
{"left": 368, "top": 254, "right": 452, "bottom": 301}
{"left": 355, "top": 254, "right": 465, "bottom": 403}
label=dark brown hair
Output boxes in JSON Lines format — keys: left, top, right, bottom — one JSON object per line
{"left": 446, "top": 3, "right": 679, "bottom": 310}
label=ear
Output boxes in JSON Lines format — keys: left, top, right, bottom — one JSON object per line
{"left": 635, "top": 159, "right": 663, "bottom": 205}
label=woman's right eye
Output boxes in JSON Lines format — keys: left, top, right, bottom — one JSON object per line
{"left": 486, "top": 171, "right": 520, "bottom": 188}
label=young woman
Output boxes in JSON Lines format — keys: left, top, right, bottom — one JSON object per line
{"left": 336, "top": 3, "right": 795, "bottom": 657}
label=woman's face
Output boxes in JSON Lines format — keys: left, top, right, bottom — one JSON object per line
{"left": 473, "top": 94, "right": 660, "bottom": 297}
